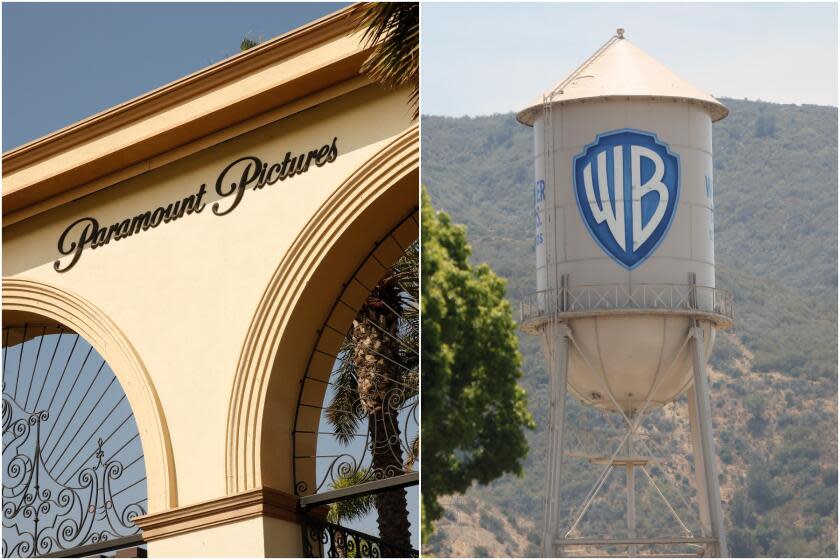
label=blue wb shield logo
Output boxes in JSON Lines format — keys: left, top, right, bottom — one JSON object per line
{"left": 573, "top": 129, "right": 680, "bottom": 270}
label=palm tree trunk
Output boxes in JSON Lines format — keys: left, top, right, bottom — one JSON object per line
{"left": 352, "top": 294, "right": 412, "bottom": 551}
{"left": 370, "top": 403, "right": 411, "bottom": 551}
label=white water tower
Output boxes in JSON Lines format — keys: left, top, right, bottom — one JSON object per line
{"left": 518, "top": 30, "right": 733, "bottom": 557}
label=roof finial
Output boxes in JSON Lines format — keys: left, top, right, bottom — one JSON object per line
{"left": 616, "top": 28, "right": 625, "bottom": 39}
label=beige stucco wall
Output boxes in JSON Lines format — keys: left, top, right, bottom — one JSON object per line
{"left": 145, "top": 516, "right": 301, "bottom": 557}
{"left": 3, "top": 83, "right": 415, "bottom": 515}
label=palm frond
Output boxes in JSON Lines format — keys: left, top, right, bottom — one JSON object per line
{"left": 240, "top": 35, "right": 260, "bottom": 51}
{"left": 353, "top": 2, "right": 419, "bottom": 119}
{"left": 326, "top": 468, "right": 377, "bottom": 524}
{"left": 326, "top": 337, "right": 363, "bottom": 446}
{"left": 405, "top": 434, "right": 420, "bottom": 471}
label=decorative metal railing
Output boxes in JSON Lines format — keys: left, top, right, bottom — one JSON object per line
{"left": 2, "top": 326, "right": 147, "bottom": 557}
{"left": 302, "top": 516, "right": 419, "bottom": 558}
{"left": 520, "top": 284, "right": 734, "bottom": 325}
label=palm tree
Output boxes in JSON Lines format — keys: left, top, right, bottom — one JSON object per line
{"left": 322, "top": 6, "right": 418, "bottom": 549}
{"left": 325, "top": 470, "right": 376, "bottom": 558}
{"left": 353, "top": 2, "right": 419, "bottom": 119}
{"left": 326, "top": 241, "right": 418, "bottom": 551}
{"left": 326, "top": 469, "right": 376, "bottom": 525}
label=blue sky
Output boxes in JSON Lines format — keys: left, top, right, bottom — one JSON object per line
{"left": 421, "top": 2, "right": 838, "bottom": 116}
{"left": 2, "top": 2, "right": 348, "bottom": 150}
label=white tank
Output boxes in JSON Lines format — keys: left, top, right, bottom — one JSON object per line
{"left": 518, "top": 31, "right": 731, "bottom": 413}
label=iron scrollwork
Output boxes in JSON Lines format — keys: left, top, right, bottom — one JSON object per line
{"left": 296, "top": 375, "right": 419, "bottom": 497}
{"left": 2, "top": 327, "right": 147, "bottom": 557}
{"left": 302, "top": 516, "right": 419, "bottom": 558}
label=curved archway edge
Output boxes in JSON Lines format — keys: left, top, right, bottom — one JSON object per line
{"left": 225, "top": 124, "right": 419, "bottom": 494}
{"left": 2, "top": 277, "right": 178, "bottom": 511}
{"left": 292, "top": 209, "right": 418, "bottom": 496}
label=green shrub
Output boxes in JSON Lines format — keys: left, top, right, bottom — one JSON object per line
{"left": 823, "top": 467, "right": 838, "bottom": 487}
{"left": 748, "top": 467, "right": 791, "bottom": 512}
{"left": 473, "top": 546, "right": 490, "bottom": 557}
{"left": 804, "top": 486, "right": 837, "bottom": 517}
{"left": 525, "top": 544, "right": 541, "bottom": 557}
{"left": 729, "top": 527, "right": 758, "bottom": 557}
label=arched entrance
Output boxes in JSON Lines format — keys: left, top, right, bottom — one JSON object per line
{"left": 225, "top": 125, "right": 418, "bottom": 554}
{"left": 1, "top": 288, "right": 175, "bottom": 556}
{"left": 294, "top": 214, "right": 419, "bottom": 557}
{"left": 2, "top": 279, "right": 177, "bottom": 518}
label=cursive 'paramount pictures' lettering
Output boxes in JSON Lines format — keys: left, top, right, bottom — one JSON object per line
{"left": 54, "top": 137, "right": 338, "bottom": 273}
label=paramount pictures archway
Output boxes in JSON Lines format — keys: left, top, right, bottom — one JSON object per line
{"left": 2, "top": 7, "right": 418, "bottom": 557}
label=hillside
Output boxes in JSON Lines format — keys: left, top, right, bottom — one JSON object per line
{"left": 421, "top": 99, "right": 838, "bottom": 557}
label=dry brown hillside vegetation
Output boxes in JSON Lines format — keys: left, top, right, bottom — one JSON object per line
{"left": 426, "top": 335, "right": 838, "bottom": 557}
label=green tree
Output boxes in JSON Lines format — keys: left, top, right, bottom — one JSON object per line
{"left": 420, "top": 189, "right": 534, "bottom": 539}
{"left": 353, "top": 2, "right": 419, "bottom": 118}
{"left": 822, "top": 466, "right": 838, "bottom": 487}
{"left": 744, "top": 393, "right": 767, "bottom": 419}
{"left": 748, "top": 465, "right": 791, "bottom": 512}
{"left": 744, "top": 392, "right": 768, "bottom": 436}
{"left": 755, "top": 113, "right": 777, "bottom": 138}
{"left": 473, "top": 546, "right": 490, "bottom": 558}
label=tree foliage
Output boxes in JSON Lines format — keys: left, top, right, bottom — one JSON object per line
{"left": 420, "top": 188, "right": 534, "bottom": 539}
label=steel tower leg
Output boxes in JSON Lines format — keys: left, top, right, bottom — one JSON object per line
{"left": 688, "top": 325, "right": 728, "bottom": 557}
{"left": 626, "top": 428, "right": 637, "bottom": 557}
{"left": 687, "top": 386, "right": 712, "bottom": 542}
{"left": 543, "top": 323, "right": 571, "bottom": 558}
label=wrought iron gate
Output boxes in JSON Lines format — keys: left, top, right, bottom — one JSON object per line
{"left": 2, "top": 325, "right": 148, "bottom": 557}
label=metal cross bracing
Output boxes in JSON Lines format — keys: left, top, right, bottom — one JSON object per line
{"left": 560, "top": 415, "right": 702, "bottom": 551}
{"left": 538, "top": 318, "right": 728, "bottom": 558}
{"left": 293, "top": 223, "right": 420, "bottom": 557}
{"left": 2, "top": 325, "right": 147, "bottom": 558}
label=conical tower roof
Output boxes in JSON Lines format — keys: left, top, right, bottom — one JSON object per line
{"left": 516, "top": 31, "right": 728, "bottom": 126}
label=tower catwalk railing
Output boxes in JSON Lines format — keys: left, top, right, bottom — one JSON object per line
{"left": 520, "top": 284, "right": 733, "bottom": 328}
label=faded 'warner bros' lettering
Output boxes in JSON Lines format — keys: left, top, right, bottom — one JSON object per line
{"left": 54, "top": 137, "right": 339, "bottom": 273}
